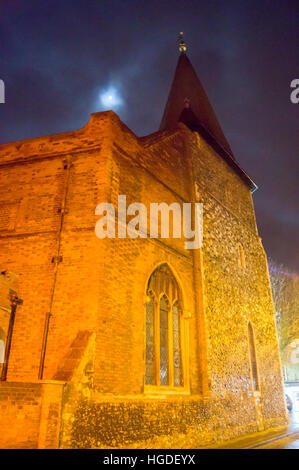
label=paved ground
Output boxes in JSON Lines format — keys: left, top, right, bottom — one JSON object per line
{"left": 206, "top": 408, "right": 299, "bottom": 449}
{"left": 288, "top": 409, "right": 299, "bottom": 430}
{"left": 256, "top": 435, "right": 299, "bottom": 449}
{"left": 253, "top": 408, "right": 299, "bottom": 449}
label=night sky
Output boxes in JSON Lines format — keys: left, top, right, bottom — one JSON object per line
{"left": 0, "top": 0, "right": 298, "bottom": 271}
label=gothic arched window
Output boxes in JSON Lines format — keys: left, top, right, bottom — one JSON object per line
{"left": 248, "top": 322, "right": 259, "bottom": 391}
{"left": 145, "top": 264, "right": 185, "bottom": 389}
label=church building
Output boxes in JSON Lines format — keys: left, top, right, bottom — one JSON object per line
{"left": 0, "top": 37, "right": 288, "bottom": 448}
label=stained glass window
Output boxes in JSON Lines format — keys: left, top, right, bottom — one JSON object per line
{"left": 145, "top": 264, "right": 184, "bottom": 388}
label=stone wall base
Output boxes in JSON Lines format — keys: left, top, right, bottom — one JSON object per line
{"left": 59, "top": 392, "right": 288, "bottom": 449}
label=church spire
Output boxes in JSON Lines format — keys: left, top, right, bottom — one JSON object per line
{"left": 160, "top": 38, "right": 234, "bottom": 159}
{"left": 159, "top": 36, "right": 257, "bottom": 191}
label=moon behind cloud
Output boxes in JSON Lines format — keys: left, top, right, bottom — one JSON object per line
{"left": 99, "top": 86, "right": 124, "bottom": 110}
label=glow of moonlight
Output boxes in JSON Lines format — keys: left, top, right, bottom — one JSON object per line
{"left": 99, "top": 86, "right": 123, "bottom": 110}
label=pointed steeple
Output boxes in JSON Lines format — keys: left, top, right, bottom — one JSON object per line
{"left": 160, "top": 36, "right": 257, "bottom": 192}
{"left": 160, "top": 41, "right": 234, "bottom": 159}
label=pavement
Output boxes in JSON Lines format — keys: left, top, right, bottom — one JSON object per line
{"left": 204, "top": 409, "right": 299, "bottom": 449}
{"left": 254, "top": 434, "right": 299, "bottom": 449}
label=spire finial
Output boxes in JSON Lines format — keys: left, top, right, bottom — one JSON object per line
{"left": 178, "top": 32, "right": 187, "bottom": 53}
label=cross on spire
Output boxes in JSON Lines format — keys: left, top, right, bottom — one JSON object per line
{"left": 178, "top": 32, "right": 187, "bottom": 53}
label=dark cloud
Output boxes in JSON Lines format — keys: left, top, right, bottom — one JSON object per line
{"left": 0, "top": 0, "right": 298, "bottom": 270}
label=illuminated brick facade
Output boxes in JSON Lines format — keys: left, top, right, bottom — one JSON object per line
{"left": 0, "top": 51, "right": 288, "bottom": 448}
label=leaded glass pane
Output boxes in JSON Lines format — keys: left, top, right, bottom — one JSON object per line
{"left": 145, "top": 298, "right": 156, "bottom": 385}
{"left": 160, "top": 296, "right": 169, "bottom": 385}
{"left": 173, "top": 302, "right": 182, "bottom": 386}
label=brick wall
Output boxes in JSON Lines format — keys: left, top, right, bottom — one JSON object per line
{"left": 0, "top": 381, "right": 64, "bottom": 449}
{"left": 0, "top": 113, "right": 112, "bottom": 381}
{"left": 0, "top": 382, "right": 42, "bottom": 448}
{"left": 0, "top": 111, "right": 288, "bottom": 448}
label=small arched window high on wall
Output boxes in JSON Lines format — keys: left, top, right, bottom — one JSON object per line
{"left": 145, "top": 264, "right": 184, "bottom": 389}
{"left": 248, "top": 322, "right": 259, "bottom": 391}
{"left": 238, "top": 243, "right": 246, "bottom": 268}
